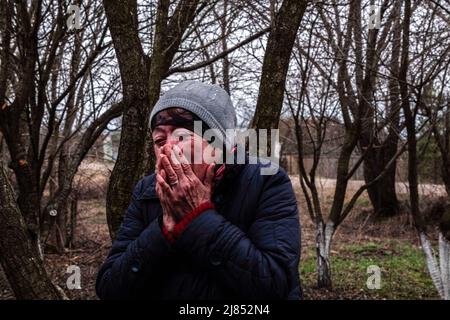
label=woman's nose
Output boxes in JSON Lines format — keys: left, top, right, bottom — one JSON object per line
{"left": 160, "top": 140, "right": 178, "bottom": 155}
{"left": 165, "top": 137, "right": 179, "bottom": 147}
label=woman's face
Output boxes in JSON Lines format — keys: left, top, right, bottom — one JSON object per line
{"left": 152, "top": 125, "right": 221, "bottom": 181}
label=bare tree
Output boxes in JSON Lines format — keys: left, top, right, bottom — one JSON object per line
{"left": 104, "top": 0, "right": 203, "bottom": 240}
{"left": 404, "top": 0, "right": 450, "bottom": 299}
{"left": 0, "top": 0, "right": 122, "bottom": 298}
{"left": 0, "top": 163, "right": 64, "bottom": 299}
{"left": 250, "top": 0, "right": 309, "bottom": 131}
{"left": 287, "top": 0, "right": 410, "bottom": 288}
{"left": 105, "top": 0, "right": 272, "bottom": 239}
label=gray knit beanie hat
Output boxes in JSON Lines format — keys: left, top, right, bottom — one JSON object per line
{"left": 149, "top": 80, "right": 237, "bottom": 149}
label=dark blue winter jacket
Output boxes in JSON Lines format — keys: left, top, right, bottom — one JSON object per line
{"left": 96, "top": 158, "right": 301, "bottom": 299}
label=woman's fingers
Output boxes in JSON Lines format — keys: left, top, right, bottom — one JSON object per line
{"left": 203, "top": 163, "right": 215, "bottom": 190}
{"left": 160, "top": 154, "right": 180, "bottom": 186}
{"left": 173, "top": 145, "right": 196, "bottom": 178}
{"left": 156, "top": 172, "right": 171, "bottom": 193}
{"left": 162, "top": 145, "right": 186, "bottom": 181}
{"left": 155, "top": 154, "right": 161, "bottom": 174}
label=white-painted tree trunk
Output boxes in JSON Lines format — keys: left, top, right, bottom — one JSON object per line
{"left": 419, "top": 232, "right": 450, "bottom": 299}
{"left": 316, "top": 221, "right": 335, "bottom": 289}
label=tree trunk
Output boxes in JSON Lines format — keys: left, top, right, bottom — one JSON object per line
{"left": 364, "top": 3, "right": 402, "bottom": 218}
{"left": 316, "top": 221, "right": 334, "bottom": 289}
{"left": 67, "top": 192, "right": 78, "bottom": 249}
{"left": 55, "top": 204, "right": 68, "bottom": 253}
{"left": 220, "top": 0, "right": 230, "bottom": 94}
{"left": 400, "top": 0, "right": 424, "bottom": 230}
{"left": 51, "top": 31, "right": 82, "bottom": 252}
{"left": 0, "top": 132, "right": 6, "bottom": 163}
{"left": 364, "top": 146, "right": 399, "bottom": 218}
{"left": 329, "top": 127, "right": 359, "bottom": 221}
{"left": 419, "top": 232, "right": 450, "bottom": 300}
{"left": 0, "top": 164, "right": 64, "bottom": 299}
{"left": 251, "top": 0, "right": 308, "bottom": 130}
{"left": 103, "top": 0, "right": 154, "bottom": 240}
{"left": 13, "top": 156, "right": 42, "bottom": 253}
{"left": 104, "top": 0, "right": 200, "bottom": 240}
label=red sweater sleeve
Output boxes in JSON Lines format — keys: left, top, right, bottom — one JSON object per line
{"left": 161, "top": 201, "right": 215, "bottom": 244}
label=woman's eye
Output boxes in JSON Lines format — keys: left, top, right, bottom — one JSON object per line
{"left": 155, "top": 139, "right": 165, "bottom": 146}
{"left": 179, "top": 134, "right": 191, "bottom": 141}
{"left": 175, "top": 132, "right": 192, "bottom": 141}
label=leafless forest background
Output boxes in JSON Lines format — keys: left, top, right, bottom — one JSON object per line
{"left": 0, "top": 0, "right": 450, "bottom": 300}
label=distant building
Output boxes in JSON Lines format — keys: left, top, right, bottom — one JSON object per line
{"left": 102, "top": 131, "right": 120, "bottom": 162}
{"left": 278, "top": 116, "right": 364, "bottom": 179}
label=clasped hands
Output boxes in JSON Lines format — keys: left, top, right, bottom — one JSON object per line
{"left": 155, "top": 144, "right": 215, "bottom": 232}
